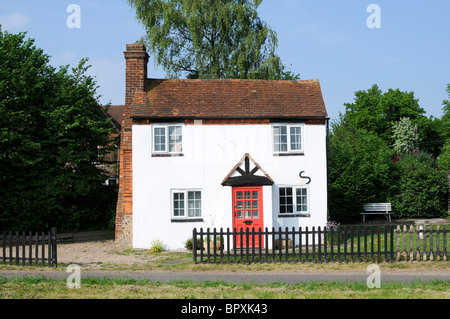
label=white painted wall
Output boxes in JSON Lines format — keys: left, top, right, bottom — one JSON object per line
{"left": 132, "top": 123, "right": 327, "bottom": 250}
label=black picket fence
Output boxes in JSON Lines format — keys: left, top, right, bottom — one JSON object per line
{"left": 192, "top": 224, "right": 449, "bottom": 264}
{"left": 0, "top": 228, "right": 57, "bottom": 267}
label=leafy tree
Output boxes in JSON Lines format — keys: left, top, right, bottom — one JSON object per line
{"left": 438, "top": 140, "right": 450, "bottom": 172}
{"left": 442, "top": 84, "right": 450, "bottom": 136}
{"left": 342, "top": 84, "right": 427, "bottom": 144}
{"left": 127, "top": 0, "right": 299, "bottom": 80}
{"left": 328, "top": 120, "right": 395, "bottom": 222}
{"left": 438, "top": 84, "right": 450, "bottom": 172}
{"left": 392, "top": 117, "right": 419, "bottom": 154}
{"left": 391, "top": 153, "right": 448, "bottom": 219}
{"left": 0, "top": 28, "right": 117, "bottom": 231}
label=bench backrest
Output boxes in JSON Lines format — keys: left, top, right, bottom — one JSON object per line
{"left": 363, "top": 203, "right": 392, "bottom": 212}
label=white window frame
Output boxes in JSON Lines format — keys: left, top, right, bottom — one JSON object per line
{"left": 272, "top": 124, "right": 304, "bottom": 155}
{"left": 171, "top": 189, "right": 202, "bottom": 219}
{"left": 278, "top": 186, "right": 309, "bottom": 216}
{"left": 152, "top": 124, "right": 183, "bottom": 155}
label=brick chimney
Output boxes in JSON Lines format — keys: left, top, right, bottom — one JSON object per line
{"left": 115, "top": 44, "right": 149, "bottom": 248}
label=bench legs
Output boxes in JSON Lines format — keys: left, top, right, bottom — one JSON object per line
{"left": 361, "top": 213, "right": 392, "bottom": 223}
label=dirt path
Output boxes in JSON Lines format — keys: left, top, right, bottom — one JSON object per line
{"left": 57, "top": 240, "right": 177, "bottom": 268}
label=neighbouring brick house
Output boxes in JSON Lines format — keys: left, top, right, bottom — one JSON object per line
{"left": 103, "top": 105, "right": 124, "bottom": 185}
{"left": 115, "top": 43, "right": 329, "bottom": 249}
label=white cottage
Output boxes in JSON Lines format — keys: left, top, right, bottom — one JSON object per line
{"left": 115, "top": 44, "right": 329, "bottom": 250}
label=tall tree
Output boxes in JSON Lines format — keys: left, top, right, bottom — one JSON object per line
{"left": 342, "top": 84, "right": 426, "bottom": 144}
{"left": 328, "top": 120, "right": 395, "bottom": 222}
{"left": 438, "top": 83, "right": 450, "bottom": 171}
{"left": 127, "top": 0, "right": 299, "bottom": 80}
{"left": 0, "top": 29, "right": 117, "bottom": 231}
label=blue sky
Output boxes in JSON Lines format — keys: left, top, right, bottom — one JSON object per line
{"left": 0, "top": 0, "right": 449, "bottom": 122}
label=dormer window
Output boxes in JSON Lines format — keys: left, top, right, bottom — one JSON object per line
{"left": 273, "top": 124, "right": 304, "bottom": 154}
{"left": 153, "top": 124, "right": 183, "bottom": 154}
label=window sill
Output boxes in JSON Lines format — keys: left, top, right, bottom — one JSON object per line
{"left": 273, "top": 152, "right": 304, "bottom": 157}
{"left": 152, "top": 153, "right": 184, "bottom": 157}
{"left": 171, "top": 218, "right": 203, "bottom": 223}
{"left": 278, "top": 213, "right": 310, "bottom": 218}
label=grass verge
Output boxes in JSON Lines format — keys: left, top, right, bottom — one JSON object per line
{"left": 0, "top": 276, "right": 448, "bottom": 299}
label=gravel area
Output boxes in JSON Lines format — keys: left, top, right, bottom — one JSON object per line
{"left": 57, "top": 240, "right": 172, "bottom": 268}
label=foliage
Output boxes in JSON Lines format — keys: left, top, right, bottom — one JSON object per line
{"left": 0, "top": 28, "right": 117, "bottom": 232}
{"left": 342, "top": 84, "right": 427, "bottom": 145}
{"left": 392, "top": 117, "right": 419, "bottom": 154}
{"left": 127, "top": 0, "right": 299, "bottom": 80}
{"left": 150, "top": 239, "right": 166, "bottom": 252}
{"left": 328, "top": 120, "right": 395, "bottom": 222}
{"left": 438, "top": 84, "right": 450, "bottom": 171}
{"left": 441, "top": 84, "right": 450, "bottom": 135}
{"left": 438, "top": 140, "right": 450, "bottom": 172}
{"left": 391, "top": 153, "right": 448, "bottom": 219}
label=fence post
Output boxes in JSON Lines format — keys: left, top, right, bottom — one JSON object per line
{"left": 192, "top": 228, "right": 197, "bottom": 264}
{"left": 28, "top": 231, "right": 32, "bottom": 266}
{"left": 285, "top": 227, "right": 289, "bottom": 262}
{"left": 2, "top": 231, "right": 5, "bottom": 264}
{"left": 292, "top": 227, "right": 296, "bottom": 262}
{"left": 213, "top": 228, "right": 217, "bottom": 263}
{"left": 305, "top": 227, "right": 309, "bottom": 262}
{"left": 390, "top": 225, "right": 394, "bottom": 263}
{"left": 377, "top": 226, "right": 381, "bottom": 264}
{"left": 220, "top": 227, "right": 224, "bottom": 263}
{"left": 430, "top": 225, "right": 434, "bottom": 261}
{"left": 318, "top": 226, "right": 322, "bottom": 263}
{"left": 312, "top": 226, "right": 316, "bottom": 262}
{"left": 443, "top": 225, "right": 447, "bottom": 261}
{"left": 15, "top": 231, "right": 19, "bottom": 265}
{"left": 226, "top": 228, "right": 230, "bottom": 263}
{"left": 436, "top": 225, "right": 440, "bottom": 261}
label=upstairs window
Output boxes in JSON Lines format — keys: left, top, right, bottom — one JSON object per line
{"left": 153, "top": 125, "right": 183, "bottom": 154}
{"left": 273, "top": 124, "right": 303, "bottom": 154}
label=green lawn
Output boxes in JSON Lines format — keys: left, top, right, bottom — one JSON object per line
{"left": 0, "top": 276, "right": 448, "bottom": 299}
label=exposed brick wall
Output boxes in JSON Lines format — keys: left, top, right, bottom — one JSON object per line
{"left": 115, "top": 44, "right": 149, "bottom": 248}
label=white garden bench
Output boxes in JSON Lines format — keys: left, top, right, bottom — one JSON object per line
{"left": 361, "top": 203, "right": 393, "bottom": 223}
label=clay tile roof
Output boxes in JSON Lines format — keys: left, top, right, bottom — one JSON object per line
{"left": 106, "top": 105, "right": 124, "bottom": 129}
{"left": 132, "top": 78, "right": 327, "bottom": 119}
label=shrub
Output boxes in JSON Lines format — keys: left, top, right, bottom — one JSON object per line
{"left": 391, "top": 153, "right": 448, "bottom": 218}
{"left": 149, "top": 239, "right": 165, "bottom": 252}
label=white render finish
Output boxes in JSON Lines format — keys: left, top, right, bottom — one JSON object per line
{"left": 132, "top": 122, "right": 328, "bottom": 250}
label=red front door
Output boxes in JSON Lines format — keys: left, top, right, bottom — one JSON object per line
{"left": 232, "top": 186, "right": 264, "bottom": 248}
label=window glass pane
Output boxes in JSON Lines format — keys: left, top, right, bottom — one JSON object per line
{"left": 169, "top": 126, "right": 182, "bottom": 153}
{"left": 245, "top": 210, "right": 251, "bottom": 219}
{"left": 154, "top": 127, "right": 166, "bottom": 152}
{"left": 237, "top": 211, "right": 243, "bottom": 219}
{"left": 173, "top": 193, "right": 184, "bottom": 216}
{"left": 244, "top": 191, "right": 251, "bottom": 199}
{"left": 237, "top": 201, "right": 243, "bottom": 209}
{"left": 273, "top": 126, "right": 287, "bottom": 152}
{"left": 296, "top": 188, "right": 308, "bottom": 212}
{"left": 253, "top": 210, "right": 259, "bottom": 219}
{"left": 290, "top": 127, "right": 302, "bottom": 151}
{"left": 252, "top": 191, "right": 258, "bottom": 199}
{"left": 252, "top": 201, "right": 258, "bottom": 209}
{"left": 236, "top": 191, "right": 243, "bottom": 199}
{"left": 279, "top": 187, "right": 293, "bottom": 214}
{"left": 188, "top": 191, "right": 201, "bottom": 217}
{"left": 245, "top": 201, "right": 251, "bottom": 209}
